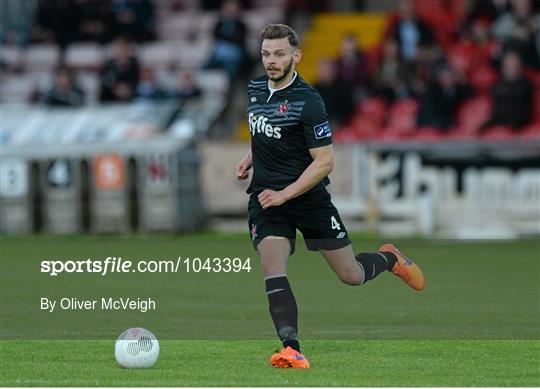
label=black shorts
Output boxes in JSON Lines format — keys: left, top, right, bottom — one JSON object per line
{"left": 247, "top": 189, "right": 351, "bottom": 255}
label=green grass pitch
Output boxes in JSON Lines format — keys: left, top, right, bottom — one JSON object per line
{"left": 1, "top": 234, "right": 539, "bottom": 386}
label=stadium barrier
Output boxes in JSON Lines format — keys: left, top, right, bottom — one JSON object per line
{"left": 41, "top": 158, "right": 85, "bottom": 234}
{"left": 1, "top": 140, "right": 204, "bottom": 235}
{"left": 90, "top": 153, "right": 132, "bottom": 233}
{"left": 200, "top": 141, "right": 540, "bottom": 238}
{"left": 332, "top": 141, "right": 540, "bottom": 238}
{"left": 3, "top": 105, "right": 538, "bottom": 237}
{"left": 1, "top": 104, "right": 205, "bottom": 234}
{"left": 137, "top": 149, "right": 204, "bottom": 233}
{"left": 0, "top": 159, "right": 34, "bottom": 234}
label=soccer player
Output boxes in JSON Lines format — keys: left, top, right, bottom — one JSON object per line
{"left": 235, "top": 24, "right": 425, "bottom": 369}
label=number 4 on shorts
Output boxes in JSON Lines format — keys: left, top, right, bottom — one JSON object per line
{"left": 331, "top": 216, "right": 341, "bottom": 230}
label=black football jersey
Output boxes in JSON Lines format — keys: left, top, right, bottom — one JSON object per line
{"left": 246, "top": 72, "right": 333, "bottom": 194}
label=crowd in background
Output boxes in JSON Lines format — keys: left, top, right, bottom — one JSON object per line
{"left": 1, "top": 0, "right": 156, "bottom": 48}
{"left": 316, "top": 0, "right": 539, "bottom": 135}
{"left": 1, "top": 0, "right": 539, "bottom": 136}
{"left": 26, "top": 36, "right": 203, "bottom": 106}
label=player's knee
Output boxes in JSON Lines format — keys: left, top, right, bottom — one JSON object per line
{"left": 338, "top": 272, "right": 363, "bottom": 286}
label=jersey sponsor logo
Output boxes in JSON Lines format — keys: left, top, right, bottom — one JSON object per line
{"left": 313, "top": 121, "right": 331, "bottom": 139}
{"left": 250, "top": 96, "right": 257, "bottom": 102}
{"left": 248, "top": 112, "right": 282, "bottom": 139}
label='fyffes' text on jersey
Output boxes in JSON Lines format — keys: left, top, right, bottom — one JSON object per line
{"left": 248, "top": 112, "right": 282, "bottom": 139}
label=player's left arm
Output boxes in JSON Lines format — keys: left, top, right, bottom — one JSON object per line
{"left": 258, "top": 145, "right": 333, "bottom": 209}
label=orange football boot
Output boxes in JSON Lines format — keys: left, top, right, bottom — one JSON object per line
{"left": 270, "top": 346, "right": 310, "bottom": 368}
{"left": 380, "top": 243, "right": 426, "bottom": 291}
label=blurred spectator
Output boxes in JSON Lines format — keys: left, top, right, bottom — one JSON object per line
{"left": 482, "top": 51, "right": 533, "bottom": 129}
{"left": 76, "top": 0, "right": 113, "bottom": 44}
{"left": 447, "top": 19, "right": 498, "bottom": 83}
{"left": 42, "top": 67, "right": 85, "bottom": 107}
{"left": 313, "top": 58, "right": 355, "bottom": 128}
{"left": 111, "top": 0, "right": 155, "bottom": 42}
{"left": 468, "top": 18, "right": 498, "bottom": 69}
{"left": 135, "top": 67, "right": 165, "bottom": 100}
{"left": 204, "top": 0, "right": 248, "bottom": 80}
{"left": 492, "top": 0, "right": 540, "bottom": 68}
{"left": 408, "top": 44, "right": 443, "bottom": 96}
{"left": 168, "top": 71, "right": 202, "bottom": 100}
{"left": 373, "top": 39, "right": 411, "bottom": 102}
{"left": 284, "top": 0, "right": 330, "bottom": 26}
{"left": 387, "top": 0, "right": 435, "bottom": 62}
{"left": 36, "top": 0, "right": 79, "bottom": 50}
{"left": 465, "top": 0, "right": 510, "bottom": 26}
{"left": 417, "top": 64, "right": 471, "bottom": 130}
{"left": 99, "top": 38, "right": 140, "bottom": 102}
{"left": 335, "top": 33, "right": 370, "bottom": 98}
{"left": 0, "top": 0, "right": 37, "bottom": 47}
{"left": 201, "top": 0, "right": 249, "bottom": 10}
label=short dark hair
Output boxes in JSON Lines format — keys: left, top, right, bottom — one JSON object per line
{"left": 260, "top": 24, "right": 299, "bottom": 48}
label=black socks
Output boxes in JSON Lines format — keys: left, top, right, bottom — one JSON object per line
{"left": 264, "top": 253, "right": 398, "bottom": 352}
{"left": 265, "top": 275, "right": 301, "bottom": 352}
{"left": 355, "top": 252, "right": 397, "bottom": 283}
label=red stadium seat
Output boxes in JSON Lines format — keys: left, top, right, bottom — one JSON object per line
{"left": 350, "top": 115, "right": 381, "bottom": 140}
{"left": 334, "top": 126, "right": 380, "bottom": 143}
{"left": 355, "top": 98, "right": 386, "bottom": 126}
{"left": 481, "top": 125, "right": 514, "bottom": 140}
{"left": 413, "top": 126, "right": 445, "bottom": 141}
{"left": 469, "top": 64, "right": 497, "bottom": 94}
{"left": 456, "top": 96, "right": 492, "bottom": 135}
{"left": 386, "top": 98, "right": 419, "bottom": 136}
{"left": 519, "top": 122, "right": 540, "bottom": 139}
{"left": 379, "top": 130, "right": 407, "bottom": 142}
{"left": 447, "top": 126, "right": 477, "bottom": 140}
{"left": 332, "top": 127, "right": 357, "bottom": 143}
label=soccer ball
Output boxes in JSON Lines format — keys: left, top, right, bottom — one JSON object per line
{"left": 114, "top": 327, "right": 160, "bottom": 368}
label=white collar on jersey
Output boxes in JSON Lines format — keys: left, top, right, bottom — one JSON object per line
{"left": 267, "top": 71, "right": 298, "bottom": 103}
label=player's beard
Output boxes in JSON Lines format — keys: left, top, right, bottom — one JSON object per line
{"left": 267, "top": 58, "right": 294, "bottom": 83}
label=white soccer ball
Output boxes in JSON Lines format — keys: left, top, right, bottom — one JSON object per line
{"left": 114, "top": 327, "right": 160, "bottom": 368}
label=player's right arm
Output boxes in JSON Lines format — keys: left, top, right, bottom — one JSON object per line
{"left": 236, "top": 148, "right": 252, "bottom": 180}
